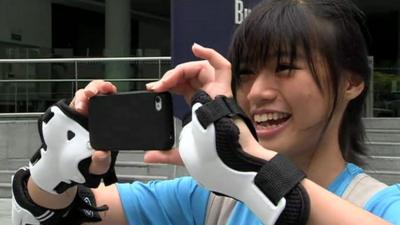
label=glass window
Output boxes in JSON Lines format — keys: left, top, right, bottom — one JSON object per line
{"left": 357, "top": 0, "right": 400, "bottom": 117}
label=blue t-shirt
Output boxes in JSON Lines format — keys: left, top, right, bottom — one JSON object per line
{"left": 117, "top": 163, "right": 400, "bottom": 225}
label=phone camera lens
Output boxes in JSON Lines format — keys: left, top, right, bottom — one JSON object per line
{"left": 155, "top": 96, "right": 161, "bottom": 103}
{"left": 155, "top": 96, "right": 162, "bottom": 111}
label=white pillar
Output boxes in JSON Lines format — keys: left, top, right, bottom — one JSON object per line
{"left": 105, "top": 0, "right": 131, "bottom": 91}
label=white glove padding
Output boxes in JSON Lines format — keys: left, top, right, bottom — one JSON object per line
{"left": 179, "top": 102, "right": 286, "bottom": 225}
{"left": 29, "top": 100, "right": 118, "bottom": 194}
{"left": 179, "top": 91, "right": 309, "bottom": 225}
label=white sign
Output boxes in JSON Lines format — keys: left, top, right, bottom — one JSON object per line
{"left": 235, "top": 0, "right": 252, "bottom": 24}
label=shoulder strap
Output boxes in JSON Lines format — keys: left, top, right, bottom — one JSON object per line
{"left": 205, "top": 173, "right": 386, "bottom": 224}
{"left": 204, "top": 193, "right": 237, "bottom": 225}
{"left": 342, "top": 173, "right": 387, "bottom": 208}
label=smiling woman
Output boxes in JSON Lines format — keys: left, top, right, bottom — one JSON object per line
{"left": 11, "top": 0, "right": 400, "bottom": 225}
{"left": 229, "top": 0, "right": 370, "bottom": 166}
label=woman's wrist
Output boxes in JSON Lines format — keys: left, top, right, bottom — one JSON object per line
{"left": 27, "top": 176, "right": 78, "bottom": 210}
{"left": 234, "top": 118, "right": 277, "bottom": 161}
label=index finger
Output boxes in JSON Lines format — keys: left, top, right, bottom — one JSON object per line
{"left": 147, "top": 60, "right": 212, "bottom": 92}
{"left": 191, "top": 43, "right": 232, "bottom": 85}
{"left": 70, "top": 80, "right": 117, "bottom": 115}
{"left": 84, "top": 80, "right": 117, "bottom": 97}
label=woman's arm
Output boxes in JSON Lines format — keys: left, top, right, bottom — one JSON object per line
{"left": 27, "top": 178, "right": 127, "bottom": 225}
{"left": 303, "top": 178, "right": 389, "bottom": 225}
{"left": 235, "top": 116, "right": 392, "bottom": 225}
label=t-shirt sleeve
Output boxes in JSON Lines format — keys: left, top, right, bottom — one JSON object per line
{"left": 116, "top": 176, "right": 210, "bottom": 225}
{"left": 365, "top": 184, "right": 400, "bottom": 225}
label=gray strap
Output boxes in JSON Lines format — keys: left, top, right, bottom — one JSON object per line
{"left": 204, "top": 193, "right": 237, "bottom": 225}
{"left": 342, "top": 173, "right": 387, "bottom": 208}
{"left": 204, "top": 173, "right": 386, "bottom": 225}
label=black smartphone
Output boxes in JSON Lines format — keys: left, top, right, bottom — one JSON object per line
{"left": 88, "top": 91, "right": 175, "bottom": 151}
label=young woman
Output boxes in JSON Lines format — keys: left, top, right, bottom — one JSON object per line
{"left": 13, "top": 0, "right": 400, "bottom": 225}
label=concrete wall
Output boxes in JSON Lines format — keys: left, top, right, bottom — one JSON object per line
{"left": 0, "top": 120, "right": 39, "bottom": 160}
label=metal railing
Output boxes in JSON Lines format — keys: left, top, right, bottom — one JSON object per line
{"left": 0, "top": 57, "right": 171, "bottom": 116}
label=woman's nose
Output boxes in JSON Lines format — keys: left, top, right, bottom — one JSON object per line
{"left": 246, "top": 73, "right": 278, "bottom": 103}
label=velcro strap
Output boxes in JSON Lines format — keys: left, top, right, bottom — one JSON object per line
{"left": 195, "top": 95, "right": 258, "bottom": 139}
{"left": 12, "top": 167, "right": 109, "bottom": 225}
{"left": 254, "top": 154, "right": 306, "bottom": 205}
{"left": 60, "top": 185, "right": 108, "bottom": 224}
{"left": 275, "top": 185, "right": 310, "bottom": 225}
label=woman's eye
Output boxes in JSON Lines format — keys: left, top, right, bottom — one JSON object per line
{"left": 238, "top": 70, "right": 255, "bottom": 83}
{"left": 238, "top": 69, "right": 253, "bottom": 77}
{"left": 275, "top": 64, "right": 296, "bottom": 73}
{"left": 238, "top": 68, "right": 254, "bottom": 76}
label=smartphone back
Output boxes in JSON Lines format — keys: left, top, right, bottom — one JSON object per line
{"left": 89, "top": 91, "right": 174, "bottom": 150}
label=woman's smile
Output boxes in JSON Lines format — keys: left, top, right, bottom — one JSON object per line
{"left": 252, "top": 110, "right": 292, "bottom": 138}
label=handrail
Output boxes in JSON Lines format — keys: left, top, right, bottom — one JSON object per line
{"left": 0, "top": 112, "right": 42, "bottom": 118}
{"left": 0, "top": 56, "right": 171, "bottom": 63}
{"left": 374, "top": 67, "right": 400, "bottom": 71}
{"left": 0, "top": 56, "right": 172, "bottom": 114}
{"left": 0, "top": 78, "right": 159, "bottom": 83}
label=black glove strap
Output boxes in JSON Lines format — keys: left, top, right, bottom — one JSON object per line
{"left": 13, "top": 168, "right": 72, "bottom": 225}
{"left": 254, "top": 154, "right": 309, "bottom": 225}
{"left": 275, "top": 184, "right": 310, "bottom": 225}
{"left": 12, "top": 167, "right": 108, "bottom": 225}
{"left": 254, "top": 154, "right": 306, "bottom": 205}
{"left": 194, "top": 93, "right": 258, "bottom": 140}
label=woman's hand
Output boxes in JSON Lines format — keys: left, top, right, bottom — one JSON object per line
{"left": 144, "top": 44, "right": 234, "bottom": 166}
{"left": 70, "top": 80, "right": 117, "bottom": 175}
{"left": 70, "top": 80, "right": 117, "bottom": 116}
{"left": 144, "top": 44, "right": 275, "bottom": 165}
{"left": 144, "top": 148, "right": 184, "bottom": 166}
{"left": 143, "top": 44, "right": 234, "bottom": 166}
{"left": 146, "top": 43, "right": 233, "bottom": 103}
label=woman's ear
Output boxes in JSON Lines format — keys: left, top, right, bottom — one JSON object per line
{"left": 344, "top": 74, "right": 365, "bottom": 101}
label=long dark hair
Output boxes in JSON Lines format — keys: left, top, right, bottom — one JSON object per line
{"left": 228, "top": 0, "right": 370, "bottom": 165}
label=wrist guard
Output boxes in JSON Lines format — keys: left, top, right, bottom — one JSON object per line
{"left": 12, "top": 167, "right": 108, "bottom": 225}
{"left": 29, "top": 99, "right": 118, "bottom": 194}
{"left": 179, "top": 91, "right": 309, "bottom": 225}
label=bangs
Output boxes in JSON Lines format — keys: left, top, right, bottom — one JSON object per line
{"left": 229, "top": 0, "right": 328, "bottom": 90}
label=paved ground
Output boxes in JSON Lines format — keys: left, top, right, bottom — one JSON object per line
{"left": 0, "top": 198, "right": 11, "bottom": 225}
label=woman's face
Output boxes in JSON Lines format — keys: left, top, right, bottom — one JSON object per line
{"left": 235, "top": 56, "right": 336, "bottom": 158}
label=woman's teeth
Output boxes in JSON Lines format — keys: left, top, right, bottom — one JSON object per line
{"left": 254, "top": 112, "right": 290, "bottom": 128}
{"left": 254, "top": 112, "right": 290, "bottom": 122}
